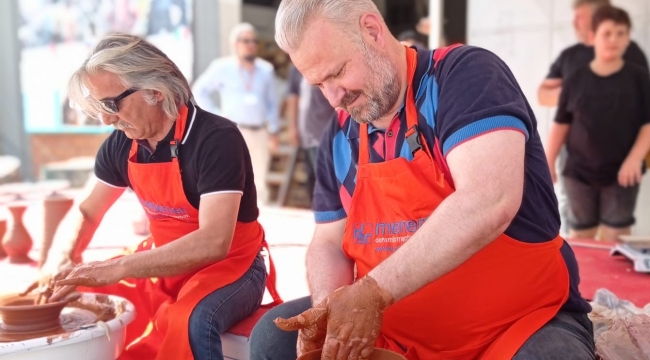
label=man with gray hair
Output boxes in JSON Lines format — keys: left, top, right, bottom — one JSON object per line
{"left": 192, "top": 23, "right": 280, "bottom": 204}
{"left": 27, "top": 34, "right": 281, "bottom": 360}
{"left": 250, "top": 0, "right": 594, "bottom": 359}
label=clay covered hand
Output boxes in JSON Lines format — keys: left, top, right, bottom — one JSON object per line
{"left": 20, "top": 261, "right": 76, "bottom": 305}
{"left": 275, "top": 276, "right": 395, "bottom": 359}
{"left": 49, "top": 259, "right": 125, "bottom": 302}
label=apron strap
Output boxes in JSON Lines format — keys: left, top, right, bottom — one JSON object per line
{"left": 261, "top": 240, "right": 283, "bottom": 307}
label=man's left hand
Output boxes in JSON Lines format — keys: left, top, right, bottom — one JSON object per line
{"left": 618, "top": 156, "right": 643, "bottom": 187}
{"left": 50, "top": 259, "right": 125, "bottom": 302}
{"left": 275, "top": 276, "right": 394, "bottom": 360}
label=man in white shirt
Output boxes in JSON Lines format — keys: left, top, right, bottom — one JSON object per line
{"left": 193, "top": 23, "right": 280, "bottom": 204}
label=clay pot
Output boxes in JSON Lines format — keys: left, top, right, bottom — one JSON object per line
{"left": 298, "top": 348, "right": 407, "bottom": 360}
{"left": 2, "top": 203, "right": 34, "bottom": 264}
{"left": 40, "top": 192, "right": 73, "bottom": 265}
{"left": 0, "top": 294, "right": 71, "bottom": 333}
{"left": 0, "top": 219, "right": 6, "bottom": 259}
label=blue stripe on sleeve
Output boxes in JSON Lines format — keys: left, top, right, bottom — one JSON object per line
{"left": 315, "top": 209, "right": 348, "bottom": 223}
{"left": 442, "top": 115, "right": 529, "bottom": 156}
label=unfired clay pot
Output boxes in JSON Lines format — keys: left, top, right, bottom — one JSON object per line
{"left": 40, "top": 193, "right": 73, "bottom": 265}
{"left": 2, "top": 204, "right": 33, "bottom": 264}
{"left": 0, "top": 219, "right": 6, "bottom": 259}
{"left": 298, "top": 348, "right": 407, "bottom": 360}
{"left": 0, "top": 294, "right": 71, "bottom": 333}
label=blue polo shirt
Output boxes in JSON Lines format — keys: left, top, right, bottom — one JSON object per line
{"left": 313, "top": 45, "right": 591, "bottom": 313}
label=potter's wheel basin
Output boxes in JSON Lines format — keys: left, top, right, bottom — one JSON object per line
{"left": 0, "top": 294, "right": 68, "bottom": 332}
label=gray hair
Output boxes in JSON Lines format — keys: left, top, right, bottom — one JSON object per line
{"left": 68, "top": 34, "right": 191, "bottom": 120}
{"left": 275, "top": 0, "right": 381, "bottom": 52}
{"left": 229, "top": 22, "right": 256, "bottom": 45}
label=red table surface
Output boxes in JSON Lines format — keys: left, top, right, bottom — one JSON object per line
{"left": 568, "top": 239, "right": 650, "bottom": 307}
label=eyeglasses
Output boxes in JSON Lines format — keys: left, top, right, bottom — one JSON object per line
{"left": 238, "top": 38, "right": 258, "bottom": 45}
{"left": 98, "top": 88, "right": 138, "bottom": 114}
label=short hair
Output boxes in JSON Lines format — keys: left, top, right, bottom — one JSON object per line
{"left": 592, "top": 5, "right": 631, "bottom": 32}
{"left": 573, "top": 0, "right": 610, "bottom": 9}
{"left": 275, "top": 0, "right": 381, "bottom": 52}
{"left": 68, "top": 34, "right": 191, "bottom": 120}
{"left": 229, "top": 23, "right": 256, "bottom": 46}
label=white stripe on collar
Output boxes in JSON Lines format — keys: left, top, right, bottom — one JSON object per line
{"left": 181, "top": 101, "right": 198, "bottom": 145}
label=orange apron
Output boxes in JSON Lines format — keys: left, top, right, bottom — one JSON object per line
{"left": 81, "top": 105, "right": 282, "bottom": 360}
{"left": 341, "top": 48, "right": 570, "bottom": 359}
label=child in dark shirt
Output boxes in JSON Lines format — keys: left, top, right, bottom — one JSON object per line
{"left": 546, "top": 5, "right": 650, "bottom": 241}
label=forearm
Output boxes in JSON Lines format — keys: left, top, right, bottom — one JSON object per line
{"left": 538, "top": 85, "right": 561, "bottom": 107}
{"left": 287, "top": 96, "right": 299, "bottom": 133}
{"left": 117, "top": 229, "right": 230, "bottom": 279}
{"left": 626, "top": 124, "right": 650, "bottom": 162}
{"left": 546, "top": 123, "right": 570, "bottom": 166}
{"left": 369, "top": 189, "right": 515, "bottom": 301}
{"left": 306, "top": 240, "right": 355, "bottom": 305}
{"left": 49, "top": 207, "right": 101, "bottom": 265}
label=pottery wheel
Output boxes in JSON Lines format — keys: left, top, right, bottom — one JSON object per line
{"left": 0, "top": 307, "right": 98, "bottom": 342}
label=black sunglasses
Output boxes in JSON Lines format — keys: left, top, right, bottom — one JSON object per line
{"left": 98, "top": 88, "right": 138, "bottom": 114}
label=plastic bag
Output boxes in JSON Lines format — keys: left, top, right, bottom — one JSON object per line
{"left": 589, "top": 289, "right": 650, "bottom": 360}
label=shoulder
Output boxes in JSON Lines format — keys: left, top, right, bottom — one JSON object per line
{"left": 209, "top": 57, "right": 235, "bottom": 70}
{"left": 255, "top": 58, "right": 275, "bottom": 73}
{"left": 99, "top": 129, "right": 131, "bottom": 155}
{"left": 189, "top": 105, "right": 242, "bottom": 141}
{"left": 433, "top": 45, "right": 506, "bottom": 74}
{"left": 431, "top": 45, "right": 513, "bottom": 87}
{"left": 628, "top": 41, "right": 645, "bottom": 54}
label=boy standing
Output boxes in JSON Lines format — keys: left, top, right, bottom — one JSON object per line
{"left": 546, "top": 5, "right": 650, "bottom": 241}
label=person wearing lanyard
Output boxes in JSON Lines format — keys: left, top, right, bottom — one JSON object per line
{"left": 192, "top": 23, "right": 280, "bottom": 204}
{"left": 26, "top": 34, "right": 281, "bottom": 360}
{"left": 250, "top": 0, "right": 595, "bottom": 359}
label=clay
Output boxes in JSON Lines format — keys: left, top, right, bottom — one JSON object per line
{"left": 298, "top": 348, "right": 407, "bottom": 360}
{"left": 0, "top": 294, "right": 71, "bottom": 333}
{"left": 0, "top": 308, "right": 97, "bottom": 343}
{"left": 40, "top": 192, "right": 73, "bottom": 266}
{"left": 0, "top": 294, "right": 120, "bottom": 343}
{"left": 2, "top": 203, "right": 34, "bottom": 264}
{"left": 0, "top": 219, "right": 6, "bottom": 259}
{"left": 276, "top": 276, "right": 395, "bottom": 357}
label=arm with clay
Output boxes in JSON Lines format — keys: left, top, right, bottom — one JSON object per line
{"left": 49, "top": 191, "right": 241, "bottom": 301}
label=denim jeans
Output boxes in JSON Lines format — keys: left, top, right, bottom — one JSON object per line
{"left": 189, "top": 254, "right": 266, "bottom": 360}
{"left": 249, "top": 296, "right": 595, "bottom": 360}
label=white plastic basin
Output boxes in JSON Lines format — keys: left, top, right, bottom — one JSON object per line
{"left": 0, "top": 293, "right": 135, "bottom": 360}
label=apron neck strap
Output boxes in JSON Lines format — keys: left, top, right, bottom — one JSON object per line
{"left": 359, "top": 47, "right": 418, "bottom": 165}
{"left": 170, "top": 104, "right": 189, "bottom": 159}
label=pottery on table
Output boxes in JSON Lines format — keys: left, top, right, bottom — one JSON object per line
{"left": 0, "top": 219, "right": 6, "bottom": 259}
{"left": 0, "top": 293, "right": 77, "bottom": 333}
{"left": 40, "top": 192, "right": 73, "bottom": 265}
{"left": 2, "top": 203, "right": 34, "bottom": 264}
{"left": 298, "top": 348, "right": 407, "bottom": 360}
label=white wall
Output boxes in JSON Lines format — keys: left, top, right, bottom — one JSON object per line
{"left": 467, "top": 0, "right": 650, "bottom": 235}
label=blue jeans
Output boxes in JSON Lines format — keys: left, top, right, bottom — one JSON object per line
{"left": 189, "top": 254, "right": 266, "bottom": 360}
{"left": 249, "top": 296, "right": 595, "bottom": 360}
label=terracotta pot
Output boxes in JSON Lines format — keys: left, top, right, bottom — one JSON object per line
{"left": 0, "top": 294, "right": 70, "bottom": 333}
{"left": 298, "top": 348, "right": 407, "bottom": 360}
{"left": 0, "top": 219, "right": 6, "bottom": 259}
{"left": 2, "top": 203, "right": 33, "bottom": 264}
{"left": 40, "top": 193, "right": 73, "bottom": 265}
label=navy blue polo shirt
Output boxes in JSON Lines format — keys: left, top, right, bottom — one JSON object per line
{"left": 313, "top": 45, "right": 591, "bottom": 313}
